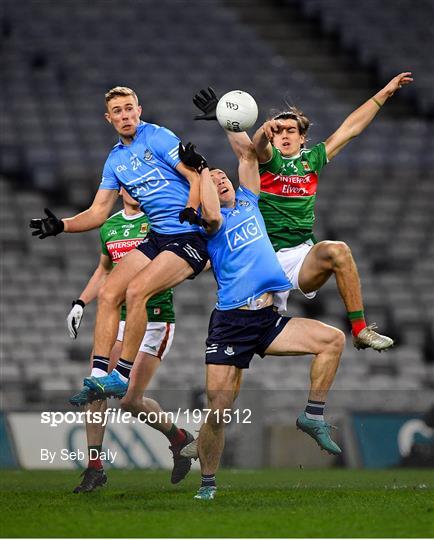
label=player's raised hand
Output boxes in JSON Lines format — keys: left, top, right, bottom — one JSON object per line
{"left": 67, "top": 299, "right": 85, "bottom": 339}
{"left": 178, "top": 142, "right": 208, "bottom": 172}
{"left": 193, "top": 87, "right": 219, "bottom": 121}
{"left": 383, "top": 72, "right": 413, "bottom": 97}
{"left": 262, "top": 119, "right": 283, "bottom": 141}
{"left": 29, "top": 208, "right": 64, "bottom": 239}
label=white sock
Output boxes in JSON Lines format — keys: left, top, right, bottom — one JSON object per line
{"left": 91, "top": 367, "right": 108, "bottom": 378}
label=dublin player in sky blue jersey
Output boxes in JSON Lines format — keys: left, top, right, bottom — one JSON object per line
{"left": 193, "top": 79, "right": 413, "bottom": 353}
{"left": 29, "top": 88, "right": 207, "bottom": 462}
{"left": 178, "top": 134, "right": 345, "bottom": 500}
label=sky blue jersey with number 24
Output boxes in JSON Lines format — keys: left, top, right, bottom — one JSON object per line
{"left": 100, "top": 122, "right": 199, "bottom": 234}
{"left": 206, "top": 186, "right": 292, "bottom": 310}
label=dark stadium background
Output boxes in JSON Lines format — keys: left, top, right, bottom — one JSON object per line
{"left": 1, "top": 0, "right": 433, "bottom": 489}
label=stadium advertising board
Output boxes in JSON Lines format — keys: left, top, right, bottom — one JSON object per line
{"left": 351, "top": 412, "right": 434, "bottom": 468}
{"left": 6, "top": 412, "right": 201, "bottom": 470}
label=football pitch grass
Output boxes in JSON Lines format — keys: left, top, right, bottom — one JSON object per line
{"left": 0, "top": 469, "right": 433, "bottom": 538}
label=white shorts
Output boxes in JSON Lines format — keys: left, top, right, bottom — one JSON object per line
{"left": 116, "top": 321, "right": 175, "bottom": 360}
{"left": 273, "top": 240, "right": 316, "bottom": 313}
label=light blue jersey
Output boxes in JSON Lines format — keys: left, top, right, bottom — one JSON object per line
{"left": 100, "top": 122, "right": 199, "bottom": 234}
{"left": 206, "top": 186, "right": 292, "bottom": 310}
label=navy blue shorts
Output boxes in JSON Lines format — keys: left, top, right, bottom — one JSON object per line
{"left": 205, "top": 306, "right": 291, "bottom": 369}
{"left": 136, "top": 229, "right": 208, "bottom": 277}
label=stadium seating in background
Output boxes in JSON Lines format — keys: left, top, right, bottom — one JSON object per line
{"left": 1, "top": 0, "right": 433, "bottom": 413}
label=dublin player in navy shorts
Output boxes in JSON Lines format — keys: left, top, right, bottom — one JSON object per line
{"left": 177, "top": 135, "right": 345, "bottom": 500}
{"left": 30, "top": 87, "right": 207, "bottom": 469}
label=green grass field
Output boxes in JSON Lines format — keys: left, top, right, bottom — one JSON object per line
{"left": 0, "top": 469, "right": 433, "bottom": 538}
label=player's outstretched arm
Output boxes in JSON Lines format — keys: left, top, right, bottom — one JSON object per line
{"left": 225, "top": 130, "right": 253, "bottom": 159}
{"left": 62, "top": 189, "right": 119, "bottom": 232}
{"left": 325, "top": 72, "right": 413, "bottom": 160}
{"left": 252, "top": 120, "right": 278, "bottom": 164}
{"left": 235, "top": 139, "right": 261, "bottom": 196}
{"left": 66, "top": 254, "right": 112, "bottom": 339}
{"left": 192, "top": 87, "right": 260, "bottom": 195}
{"left": 30, "top": 189, "right": 119, "bottom": 239}
{"left": 225, "top": 130, "right": 260, "bottom": 194}
{"left": 199, "top": 167, "right": 223, "bottom": 234}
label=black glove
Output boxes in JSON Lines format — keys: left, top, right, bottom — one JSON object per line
{"left": 178, "top": 142, "right": 208, "bottom": 173}
{"left": 193, "top": 87, "right": 219, "bottom": 121}
{"left": 179, "top": 207, "right": 204, "bottom": 226}
{"left": 29, "top": 208, "right": 64, "bottom": 239}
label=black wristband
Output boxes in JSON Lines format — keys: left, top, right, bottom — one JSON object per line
{"left": 73, "top": 299, "right": 86, "bottom": 308}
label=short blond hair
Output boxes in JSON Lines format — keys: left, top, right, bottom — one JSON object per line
{"left": 105, "top": 86, "right": 138, "bottom": 109}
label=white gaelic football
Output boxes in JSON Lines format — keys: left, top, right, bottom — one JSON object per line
{"left": 216, "top": 90, "right": 258, "bottom": 132}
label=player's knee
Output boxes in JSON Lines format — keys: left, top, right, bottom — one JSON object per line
{"left": 207, "top": 389, "right": 233, "bottom": 408}
{"left": 120, "top": 395, "right": 140, "bottom": 415}
{"left": 207, "top": 393, "right": 233, "bottom": 427}
{"left": 125, "top": 281, "right": 149, "bottom": 307}
{"left": 327, "top": 241, "right": 352, "bottom": 268}
{"left": 98, "top": 283, "right": 124, "bottom": 308}
{"left": 327, "top": 327, "right": 346, "bottom": 354}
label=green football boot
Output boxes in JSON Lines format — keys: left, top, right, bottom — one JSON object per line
{"left": 296, "top": 412, "right": 342, "bottom": 455}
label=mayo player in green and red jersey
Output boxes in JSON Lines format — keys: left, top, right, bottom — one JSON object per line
{"left": 251, "top": 72, "right": 413, "bottom": 351}
{"left": 67, "top": 189, "right": 193, "bottom": 493}
{"left": 192, "top": 73, "right": 412, "bottom": 351}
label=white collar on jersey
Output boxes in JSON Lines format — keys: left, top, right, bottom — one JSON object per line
{"left": 121, "top": 210, "right": 144, "bottom": 221}
{"left": 281, "top": 150, "right": 301, "bottom": 160}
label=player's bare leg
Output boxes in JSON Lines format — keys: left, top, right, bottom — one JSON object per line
{"left": 93, "top": 250, "right": 151, "bottom": 358}
{"left": 297, "top": 241, "right": 393, "bottom": 351}
{"left": 120, "top": 351, "right": 194, "bottom": 484}
{"left": 120, "top": 351, "right": 161, "bottom": 418}
{"left": 121, "top": 251, "right": 193, "bottom": 362}
{"left": 85, "top": 252, "right": 193, "bottom": 399}
{"left": 265, "top": 317, "right": 344, "bottom": 399}
{"left": 265, "top": 317, "right": 345, "bottom": 454}
{"left": 298, "top": 241, "right": 361, "bottom": 309}
{"left": 195, "top": 365, "right": 241, "bottom": 500}
{"left": 72, "top": 397, "right": 108, "bottom": 494}
{"left": 181, "top": 370, "right": 243, "bottom": 460}
{"left": 72, "top": 343, "right": 123, "bottom": 493}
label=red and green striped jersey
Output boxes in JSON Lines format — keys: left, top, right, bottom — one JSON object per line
{"left": 259, "top": 142, "right": 328, "bottom": 250}
{"left": 100, "top": 210, "right": 175, "bottom": 323}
